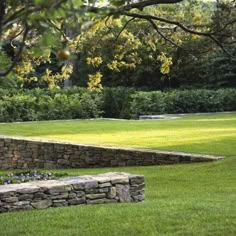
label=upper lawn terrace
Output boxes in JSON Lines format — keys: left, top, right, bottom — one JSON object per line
{"left": 0, "top": 113, "right": 235, "bottom": 236}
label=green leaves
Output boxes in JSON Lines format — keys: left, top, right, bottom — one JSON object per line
{"left": 33, "top": 0, "right": 45, "bottom": 5}
{"left": 71, "top": 0, "right": 84, "bottom": 8}
{"left": 110, "top": 0, "right": 126, "bottom": 7}
{"left": 39, "top": 31, "right": 58, "bottom": 47}
{"left": 0, "top": 51, "right": 12, "bottom": 71}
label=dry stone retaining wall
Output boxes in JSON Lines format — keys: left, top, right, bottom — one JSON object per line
{"left": 0, "top": 136, "right": 223, "bottom": 169}
{"left": 0, "top": 172, "right": 144, "bottom": 213}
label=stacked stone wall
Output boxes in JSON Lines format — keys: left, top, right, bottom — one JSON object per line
{"left": 0, "top": 136, "right": 223, "bottom": 169}
{"left": 0, "top": 172, "right": 144, "bottom": 213}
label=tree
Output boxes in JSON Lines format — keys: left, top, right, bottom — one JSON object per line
{"left": 0, "top": 0, "right": 235, "bottom": 87}
{"left": 171, "top": 46, "right": 236, "bottom": 88}
{"left": 71, "top": 1, "right": 235, "bottom": 89}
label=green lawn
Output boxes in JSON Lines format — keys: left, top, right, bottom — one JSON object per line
{"left": 0, "top": 113, "right": 236, "bottom": 236}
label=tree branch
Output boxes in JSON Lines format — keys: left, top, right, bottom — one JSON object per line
{"left": 123, "top": 12, "right": 212, "bottom": 36}
{"left": 118, "top": 0, "right": 184, "bottom": 11}
{"left": 3, "top": 0, "right": 68, "bottom": 30}
{"left": 148, "top": 19, "right": 180, "bottom": 48}
{"left": 47, "top": 20, "right": 72, "bottom": 43}
{"left": 122, "top": 12, "right": 232, "bottom": 57}
{"left": 0, "top": 27, "right": 29, "bottom": 77}
{"left": 80, "top": 0, "right": 184, "bottom": 14}
{"left": 3, "top": 7, "right": 26, "bottom": 27}
{"left": 114, "top": 17, "right": 135, "bottom": 42}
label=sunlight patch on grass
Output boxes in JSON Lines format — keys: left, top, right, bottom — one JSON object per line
{"left": 0, "top": 113, "right": 235, "bottom": 157}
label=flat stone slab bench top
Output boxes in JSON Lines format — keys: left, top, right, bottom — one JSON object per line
{"left": 139, "top": 112, "right": 236, "bottom": 120}
{"left": 139, "top": 115, "right": 179, "bottom": 120}
{"left": 0, "top": 172, "right": 145, "bottom": 213}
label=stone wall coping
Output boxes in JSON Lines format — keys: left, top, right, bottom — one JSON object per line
{"left": 0, "top": 135, "right": 224, "bottom": 161}
{"left": 0, "top": 172, "right": 143, "bottom": 193}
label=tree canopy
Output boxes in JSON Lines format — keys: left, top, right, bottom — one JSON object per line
{"left": 0, "top": 0, "right": 235, "bottom": 88}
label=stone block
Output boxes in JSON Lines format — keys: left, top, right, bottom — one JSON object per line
{"left": 18, "top": 194, "right": 34, "bottom": 201}
{"left": 130, "top": 184, "right": 145, "bottom": 195}
{"left": 72, "top": 182, "right": 85, "bottom": 190}
{"left": 68, "top": 192, "right": 77, "bottom": 199}
{"left": 13, "top": 201, "right": 30, "bottom": 206}
{"left": 116, "top": 184, "right": 131, "bottom": 202}
{"left": 76, "top": 191, "right": 85, "bottom": 198}
{"left": 129, "top": 175, "right": 145, "bottom": 185}
{"left": 68, "top": 198, "right": 85, "bottom": 205}
{"left": 86, "top": 193, "right": 106, "bottom": 200}
{"left": 111, "top": 177, "right": 129, "bottom": 185}
{"left": 46, "top": 185, "right": 71, "bottom": 194}
{"left": 108, "top": 187, "right": 116, "bottom": 199}
{"left": 57, "top": 159, "right": 70, "bottom": 165}
{"left": 50, "top": 192, "right": 69, "bottom": 200}
{"left": 2, "top": 197, "right": 18, "bottom": 203}
{"left": 52, "top": 200, "right": 68, "bottom": 207}
{"left": 84, "top": 180, "right": 98, "bottom": 189}
{"left": 99, "top": 182, "right": 111, "bottom": 188}
{"left": 17, "top": 186, "right": 40, "bottom": 194}
{"left": 98, "top": 188, "right": 109, "bottom": 193}
{"left": 31, "top": 200, "right": 52, "bottom": 209}
{"left": 33, "top": 192, "right": 48, "bottom": 200}
{"left": 132, "top": 194, "right": 145, "bottom": 202}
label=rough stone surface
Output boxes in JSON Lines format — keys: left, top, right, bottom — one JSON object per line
{"left": 0, "top": 172, "right": 145, "bottom": 214}
{"left": 116, "top": 184, "right": 131, "bottom": 202}
{"left": 108, "top": 187, "right": 116, "bottom": 199}
{"left": 0, "top": 136, "right": 224, "bottom": 169}
{"left": 31, "top": 200, "right": 52, "bottom": 209}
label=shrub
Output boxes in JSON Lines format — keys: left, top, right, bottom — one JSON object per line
{"left": 216, "top": 89, "right": 236, "bottom": 111}
{"left": 129, "top": 91, "right": 165, "bottom": 118}
{"left": 129, "top": 89, "right": 236, "bottom": 118}
{"left": 0, "top": 87, "right": 235, "bottom": 122}
{"left": 0, "top": 88, "right": 103, "bottom": 122}
{"left": 0, "top": 95, "right": 38, "bottom": 122}
{"left": 102, "top": 87, "right": 135, "bottom": 119}
{"left": 163, "top": 90, "right": 224, "bottom": 113}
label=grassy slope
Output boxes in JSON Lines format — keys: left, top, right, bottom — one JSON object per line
{"left": 0, "top": 113, "right": 235, "bottom": 236}
{"left": 0, "top": 113, "right": 235, "bottom": 156}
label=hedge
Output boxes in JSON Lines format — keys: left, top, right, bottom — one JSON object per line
{"left": 0, "top": 87, "right": 235, "bottom": 122}
{"left": 0, "top": 90, "right": 103, "bottom": 122}
{"left": 129, "top": 89, "right": 236, "bottom": 118}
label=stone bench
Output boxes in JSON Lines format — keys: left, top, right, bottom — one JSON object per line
{"left": 0, "top": 172, "right": 145, "bottom": 213}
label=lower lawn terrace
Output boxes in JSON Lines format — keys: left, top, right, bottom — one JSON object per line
{"left": 0, "top": 113, "right": 236, "bottom": 236}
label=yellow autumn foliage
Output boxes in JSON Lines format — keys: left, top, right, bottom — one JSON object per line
{"left": 86, "top": 57, "right": 103, "bottom": 67}
{"left": 87, "top": 72, "right": 103, "bottom": 91}
{"left": 158, "top": 52, "right": 173, "bottom": 74}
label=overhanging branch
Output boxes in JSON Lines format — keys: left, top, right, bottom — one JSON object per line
{"left": 122, "top": 12, "right": 232, "bottom": 57}
{"left": 114, "top": 17, "right": 135, "bottom": 42}
{"left": 0, "top": 27, "right": 29, "bottom": 77}
{"left": 148, "top": 19, "right": 180, "bottom": 48}
{"left": 118, "top": 0, "right": 184, "bottom": 11}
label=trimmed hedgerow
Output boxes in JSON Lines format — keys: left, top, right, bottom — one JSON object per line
{"left": 0, "top": 89, "right": 103, "bottom": 122}
{"left": 0, "top": 87, "right": 235, "bottom": 122}
{"left": 129, "top": 89, "right": 236, "bottom": 118}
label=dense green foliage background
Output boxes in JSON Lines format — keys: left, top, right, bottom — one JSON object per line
{"left": 0, "top": 87, "right": 235, "bottom": 122}
{"left": 1, "top": 1, "right": 235, "bottom": 90}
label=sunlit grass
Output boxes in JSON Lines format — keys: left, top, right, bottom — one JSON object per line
{"left": 0, "top": 113, "right": 235, "bottom": 156}
{"left": 0, "top": 113, "right": 235, "bottom": 235}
